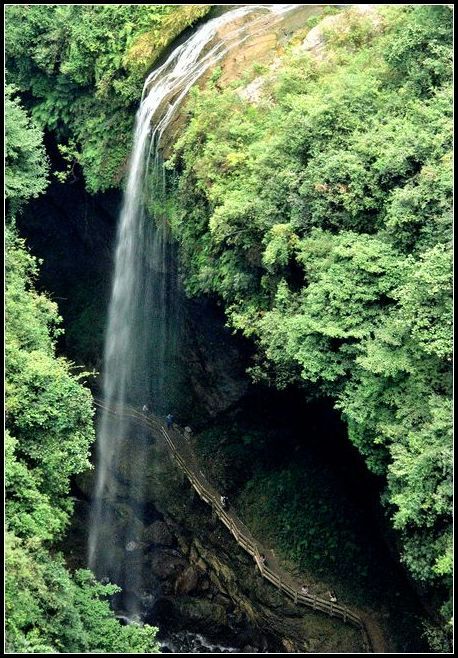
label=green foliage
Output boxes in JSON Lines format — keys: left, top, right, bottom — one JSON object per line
{"left": 380, "top": 4, "right": 453, "bottom": 95}
{"left": 168, "top": 3, "right": 453, "bottom": 629}
{"left": 5, "top": 83, "right": 49, "bottom": 207}
{"left": 422, "top": 623, "right": 453, "bottom": 654}
{"left": 238, "top": 466, "right": 373, "bottom": 593}
{"left": 5, "top": 431, "right": 67, "bottom": 541}
{"left": 5, "top": 533, "right": 159, "bottom": 654}
{"left": 6, "top": 229, "right": 95, "bottom": 520}
{"left": 5, "top": 4, "right": 211, "bottom": 192}
{"left": 54, "top": 139, "right": 80, "bottom": 183}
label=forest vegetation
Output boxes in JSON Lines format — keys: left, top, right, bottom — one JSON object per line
{"left": 5, "top": 79, "right": 160, "bottom": 655}
{"left": 5, "top": 3, "right": 453, "bottom": 652}
{"left": 5, "top": 4, "right": 211, "bottom": 192}
{"left": 167, "top": 4, "right": 452, "bottom": 646}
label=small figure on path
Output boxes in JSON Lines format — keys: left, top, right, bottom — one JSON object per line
{"left": 328, "top": 590, "right": 337, "bottom": 603}
{"left": 220, "top": 495, "right": 229, "bottom": 509}
{"left": 184, "top": 425, "right": 192, "bottom": 437}
{"left": 166, "top": 413, "right": 174, "bottom": 429}
{"left": 259, "top": 553, "right": 267, "bottom": 566}
{"left": 142, "top": 404, "right": 149, "bottom": 413}
{"left": 301, "top": 584, "right": 309, "bottom": 595}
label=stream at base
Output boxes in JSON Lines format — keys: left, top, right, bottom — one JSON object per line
{"left": 116, "top": 613, "right": 263, "bottom": 654}
{"left": 160, "top": 633, "right": 239, "bottom": 654}
{"left": 161, "top": 631, "right": 243, "bottom": 654}
{"left": 116, "top": 615, "right": 242, "bottom": 653}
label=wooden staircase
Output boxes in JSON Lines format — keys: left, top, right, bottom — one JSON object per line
{"left": 94, "top": 398, "right": 379, "bottom": 652}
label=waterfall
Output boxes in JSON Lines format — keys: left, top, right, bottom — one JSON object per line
{"left": 88, "top": 4, "right": 296, "bottom": 617}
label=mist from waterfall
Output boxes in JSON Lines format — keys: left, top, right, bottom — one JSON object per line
{"left": 88, "top": 4, "right": 296, "bottom": 617}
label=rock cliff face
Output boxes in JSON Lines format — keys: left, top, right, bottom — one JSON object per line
{"left": 69, "top": 429, "right": 364, "bottom": 653}
{"left": 300, "top": 4, "right": 381, "bottom": 59}
{"left": 160, "top": 4, "right": 327, "bottom": 158}
{"left": 181, "top": 298, "right": 250, "bottom": 420}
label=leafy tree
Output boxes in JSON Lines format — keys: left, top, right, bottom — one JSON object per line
{"left": 5, "top": 431, "right": 67, "bottom": 541}
{"left": 6, "top": 229, "right": 95, "bottom": 516}
{"left": 5, "top": 83, "right": 49, "bottom": 209}
{"left": 5, "top": 533, "right": 159, "bottom": 654}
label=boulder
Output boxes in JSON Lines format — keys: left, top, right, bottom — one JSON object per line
{"left": 173, "top": 597, "right": 228, "bottom": 632}
{"left": 301, "top": 5, "right": 381, "bottom": 61}
{"left": 147, "top": 548, "right": 187, "bottom": 579}
{"left": 174, "top": 565, "right": 200, "bottom": 595}
{"left": 143, "top": 520, "right": 175, "bottom": 546}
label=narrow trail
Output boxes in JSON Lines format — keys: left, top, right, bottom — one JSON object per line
{"left": 94, "top": 398, "right": 387, "bottom": 653}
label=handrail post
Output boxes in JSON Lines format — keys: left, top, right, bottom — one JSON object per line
{"left": 254, "top": 546, "right": 262, "bottom": 573}
{"left": 313, "top": 595, "right": 317, "bottom": 610}
{"left": 294, "top": 590, "right": 298, "bottom": 605}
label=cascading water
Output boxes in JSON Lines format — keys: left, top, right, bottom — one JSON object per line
{"left": 88, "top": 3, "right": 297, "bottom": 618}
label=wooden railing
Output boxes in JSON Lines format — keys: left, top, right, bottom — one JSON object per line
{"left": 94, "top": 399, "right": 372, "bottom": 650}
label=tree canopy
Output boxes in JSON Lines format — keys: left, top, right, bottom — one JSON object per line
{"left": 4, "top": 3, "right": 453, "bottom": 651}
{"left": 5, "top": 83, "right": 49, "bottom": 210}
{"left": 5, "top": 4, "right": 211, "bottom": 192}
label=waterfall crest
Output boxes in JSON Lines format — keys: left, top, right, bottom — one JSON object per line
{"left": 88, "top": 4, "right": 296, "bottom": 617}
